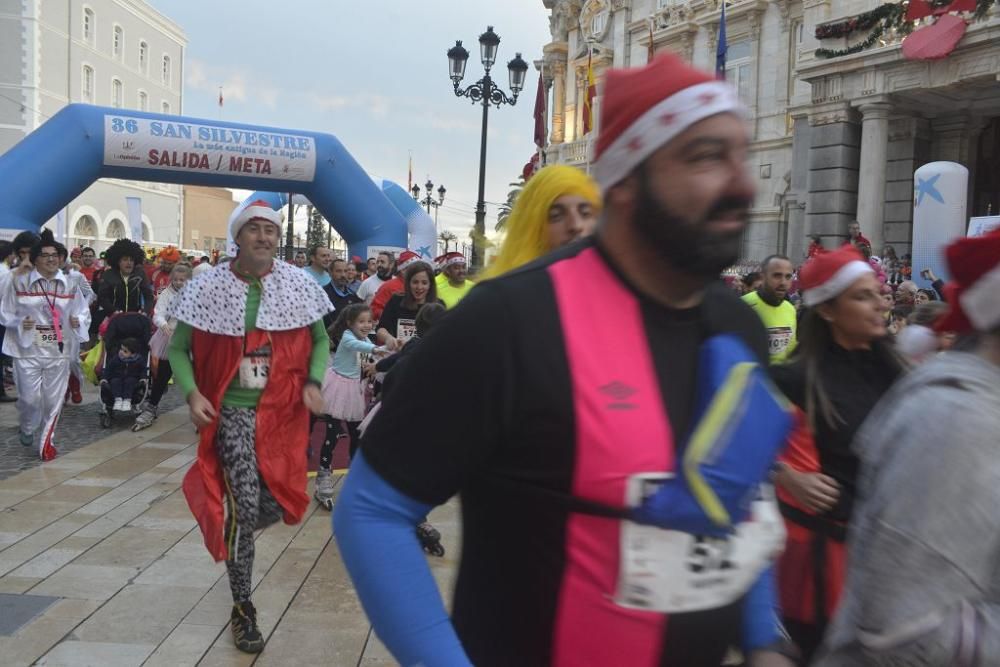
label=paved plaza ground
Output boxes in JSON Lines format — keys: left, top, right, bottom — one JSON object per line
{"left": 0, "top": 389, "right": 459, "bottom": 666}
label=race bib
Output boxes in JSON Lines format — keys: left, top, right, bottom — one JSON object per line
{"left": 238, "top": 355, "right": 270, "bottom": 389}
{"left": 396, "top": 319, "right": 417, "bottom": 343}
{"left": 35, "top": 325, "right": 59, "bottom": 348}
{"left": 767, "top": 326, "right": 793, "bottom": 356}
{"left": 616, "top": 473, "right": 785, "bottom": 613}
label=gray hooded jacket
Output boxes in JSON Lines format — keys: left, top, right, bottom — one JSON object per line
{"left": 816, "top": 351, "right": 1000, "bottom": 666}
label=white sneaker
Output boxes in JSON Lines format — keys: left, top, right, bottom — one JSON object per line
{"left": 113, "top": 398, "right": 124, "bottom": 411}
{"left": 122, "top": 399, "right": 132, "bottom": 412}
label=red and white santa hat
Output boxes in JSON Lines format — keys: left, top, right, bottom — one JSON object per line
{"left": 229, "top": 200, "right": 284, "bottom": 240}
{"left": 593, "top": 52, "right": 746, "bottom": 192}
{"left": 436, "top": 252, "right": 465, "bottom": 269}
{"left": 397, "top": 250, "right": 422, "bottom": 272}
{"left": 936, "top": 229, "right": 1000, "bottom": 333}
{"left": 799, "top": 245, "right": 874, "bottom": 307}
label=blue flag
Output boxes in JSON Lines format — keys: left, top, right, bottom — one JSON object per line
{"left": 715, "top": 1, "right": 727, "bottom": 80}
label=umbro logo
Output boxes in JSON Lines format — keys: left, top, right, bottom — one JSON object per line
{"left": 599, "top": 381, "right": 637, "bottom": 410}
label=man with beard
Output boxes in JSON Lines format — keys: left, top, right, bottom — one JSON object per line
{"left": 356, "top": 251, "right": 394, "bottom": 305}
{"left": 434, "top": 252, "right": 474, "bottom": 308}
{"left": 335, "top": 54, "right": 796, "bottom": 666}
{"left": 150, "top": 247, "right": 180, "bottom": 298}
{"left": 743, "top": 255, "right": 797, "bottom": 363}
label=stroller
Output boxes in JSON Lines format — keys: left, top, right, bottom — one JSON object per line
{"left": 97, "top": 312, "right": 152, "bottom": 428}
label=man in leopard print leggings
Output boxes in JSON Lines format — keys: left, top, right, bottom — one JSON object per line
{"left": 167, "top": 201, "right": 332, "bottom": 653}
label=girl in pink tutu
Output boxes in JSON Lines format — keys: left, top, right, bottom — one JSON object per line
{"left": 315, "top": 304, "right": 387, "bottom": 509}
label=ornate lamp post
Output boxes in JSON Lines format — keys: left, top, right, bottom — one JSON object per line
{"left": 412, "top": 178, "right": 447, "bottom": 244}
{"left": 448, "top": 26, "right": 528, "bottom": 271}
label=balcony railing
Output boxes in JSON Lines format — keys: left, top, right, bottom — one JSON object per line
{"left": 546, "top": 138, "right": 592, "bottom": 167}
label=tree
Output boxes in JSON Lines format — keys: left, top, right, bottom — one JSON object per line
{"left": 305, "top": 205, "right": 327, "bottom": 250}
{"left": 439, "top": 230, "right": 457, "bottom": 253}
{"left": 495, "top": 176, "right": 526, "bottom": 232}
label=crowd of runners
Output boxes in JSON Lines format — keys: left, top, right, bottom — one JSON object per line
{"left": 1, "top": 53, "right": 999, "bottom": 665}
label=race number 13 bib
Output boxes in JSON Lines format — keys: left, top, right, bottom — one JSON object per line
{"left": 35, "top": 325, "right": 59, "bottom": 348}
{"left": 616, "top": 473, "right": 785, "bottom": 613}
{"left": 238, "top": 355, "right": 270, "bottom": 389}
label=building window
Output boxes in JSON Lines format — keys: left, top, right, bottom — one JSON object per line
{"left": 591, "top": 10, "right": 609, "bottom": 38}
{"left": 82, "top": 65, "right": 94, "bottom": 103}
{"left": 139, "top": 41, "right": 148, "bottom": 72}
{"left": 725, "top": 39, "right": 752, "bottom": 103}
{"left": 162, "top": 55, "right": 171, "bottom": 86}
{"left": 83, "top": 8, "right": 94, "bottom": 43}
{"left": 162, "top": 101, "right": 171, "bottom": 114}
{"left": 113, "top": 25, "right": 123, "bottom": 59}
{"left": 112, "top": 78, "right": 123, "bottom": 108}
{"left": 138, "top": 90, "right": 148, "bottom": 111}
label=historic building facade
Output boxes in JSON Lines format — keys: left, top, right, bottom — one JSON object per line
{"left": 539, "top": 0, "right": 1000, "bottom": 261}
{"left": 0, "top": 0, "right": 186, "bottom": 250}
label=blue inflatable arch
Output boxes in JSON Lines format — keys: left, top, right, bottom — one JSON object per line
{"left": 0, "top": 104, "right": 415, "bottom": 260}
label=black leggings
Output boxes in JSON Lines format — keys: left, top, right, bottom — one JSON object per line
{"left": 148, "top": 360, "right": 172, "bottom": 406}
{"left": 318, "top": 417, "right": 360, "bottom": 470}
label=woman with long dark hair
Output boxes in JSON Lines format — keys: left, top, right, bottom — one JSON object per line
{"left": 376, "top": 262, "right": 441, "bottom": 349}
{"left": 770, "top": 245, "right": 903, "bottom": 661}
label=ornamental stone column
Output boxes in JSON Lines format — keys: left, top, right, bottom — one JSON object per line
{"left": 856, "top": 100, "right": 891, "bottom": 254}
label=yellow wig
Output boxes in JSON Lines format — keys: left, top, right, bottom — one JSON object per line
{"left": 483, "top": 165, "right": 602, "bottom": 280}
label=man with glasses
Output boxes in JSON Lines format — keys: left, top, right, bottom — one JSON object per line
{"left": 0, "top": 230, "right": 90, "bottom": 460}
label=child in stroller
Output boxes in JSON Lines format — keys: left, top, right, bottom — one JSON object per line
{"left": 104, "top": 337, "right": 146, "bottom": 412}
{"left": 98, "top": 311, "right": 151, "bottom": 427}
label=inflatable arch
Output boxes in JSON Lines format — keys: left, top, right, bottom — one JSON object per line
{"left": 0, "top": 104, "right": 431, "bottom": 260}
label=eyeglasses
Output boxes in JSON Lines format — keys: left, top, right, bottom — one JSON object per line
{"left": 37, "top": 253, "right": 60, "bottom": 260}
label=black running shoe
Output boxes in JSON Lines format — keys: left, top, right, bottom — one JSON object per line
{"left": 230, "top": 601, "right": 265, "bottom": 653}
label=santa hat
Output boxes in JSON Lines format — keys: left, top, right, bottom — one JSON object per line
{"left": 397, "top": 250, "right": 421, "bottom": 272}
{"left": 229, "top": 200, "right": 284, "bottom": 240}
{"left": 593, "top": 53, "right": 746, "bottom": 192}
{"left": 799, "top": 245, "right": 874, "bottom": 307}
{"left": 936, "top": 230, "right": 1000, "bottom": 333}
{"left": 437, "top": 252, "right": 465, "bottom": 269}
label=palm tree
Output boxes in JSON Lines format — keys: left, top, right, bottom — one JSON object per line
{"left": 495, "top": 177, "right": 526, "bottom": 232}
{"left": 438, "top": 230, "right": 457, "bottom": 253}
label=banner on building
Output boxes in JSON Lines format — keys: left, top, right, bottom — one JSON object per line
{"left": 125, "top": 196, "right": 143, "bottom": 243}
{"left": 103, "top": 114, "right": 317, "bottom": 182}
{"left": 968, "top": 216, "right": 1000, "bottom": 237}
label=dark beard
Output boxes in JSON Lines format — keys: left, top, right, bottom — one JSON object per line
{"left": 632, "top": 169, "right": 749, "bottom": 280}
{"left": 376, "top": 267, "right": 392, "bottom": 280}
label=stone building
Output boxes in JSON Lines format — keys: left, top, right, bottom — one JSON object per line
{"left": 182, "top": 186, "right": 236, "bottom": 255}
{"left": 539, "top": 0, "right": 1000, "bottom": 261}
{"left": 0, "top": 0, "right": 185, "bottom": 250}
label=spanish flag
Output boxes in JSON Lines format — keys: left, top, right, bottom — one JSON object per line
{"left": 583, "top": 51, "right": 596, "bottom": 135}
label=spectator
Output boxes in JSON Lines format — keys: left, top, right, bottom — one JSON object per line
{"left": 914, "top": 288, "right": 935, "bottom": 305}
{"left": 346, "top": 261, "right": 363, "bottom": 292}
{"left": 323, "top": 258, "right": 363, "bottom": 325}
{"left": 807, "top": 235, "right": 826, "bottom": 259}
{"left": 742, "top": 270, "right": 763, "bottom": 295}
{"left": 293, "top": 251, "right": 308, "bottom": 268}
{"left": 895, "top": 280, "right": 918, "bottom": 306}
{"left": 846, "top": 221, "right": 872, "bottom": 255}
{"left": 365, "top": 257, "right": 377, "bottom": 279}
{"left": 887, "top": 305, "right": 911, "bottom": 336}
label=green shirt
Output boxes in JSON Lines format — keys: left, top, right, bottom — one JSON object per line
{"left": 435, "top": 273, "right": 474, "bottom": 308}
{"left": 741, "top": 291, "right": 798, "bottom": 364}
{"left": 167, "top": 273, "right": 330, "bottom": 408}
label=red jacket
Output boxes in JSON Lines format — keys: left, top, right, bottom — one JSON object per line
{"left": 182, "top": 326, "right": 313, "bottom": 562}
{"left": 371, "top": 276, "right": 403, "bottom": 321}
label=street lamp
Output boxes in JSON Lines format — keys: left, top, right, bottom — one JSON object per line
{"left": 411, "top": 179, "right": 447, "bottom": 237}
{"left": 447, "top": 26, "right": 528, "bottom": 272}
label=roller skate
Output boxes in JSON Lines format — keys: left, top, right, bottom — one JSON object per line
{"left": 416, "top": 521, "right": 445, "bottom": 557}
{"left": 314, "top": 468, "right": 334, "bottom": 510}
{"left": 131, "top": 401, "right": 157, "bottom": 432}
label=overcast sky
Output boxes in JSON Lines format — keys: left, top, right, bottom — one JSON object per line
{"left": 147, "top": 0, "right": 552, "bottom": 241}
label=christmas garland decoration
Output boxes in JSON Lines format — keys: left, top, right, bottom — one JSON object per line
{"left": 815, "top": 0, "right": 994, "bottom": 59}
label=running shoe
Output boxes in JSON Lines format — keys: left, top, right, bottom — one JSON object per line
{"left": 113, "top": 398, "right": 124, "bottom": 412}
{"left": 19, "top": 431, "right": 32, "bottom": 447}
{"left": 122, "top": 399, "right": 132, "bottom": 412}
{"left": 230, "top": 601, "right": 265, "bottom": 653}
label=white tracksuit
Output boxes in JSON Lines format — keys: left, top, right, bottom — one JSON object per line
{"left": 0, "top": 269, "right": 90, "bottom": 459}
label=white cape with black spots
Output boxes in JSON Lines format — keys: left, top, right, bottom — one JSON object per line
{"left": 169, "top": 260, "right": 333, "bottom": 336}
